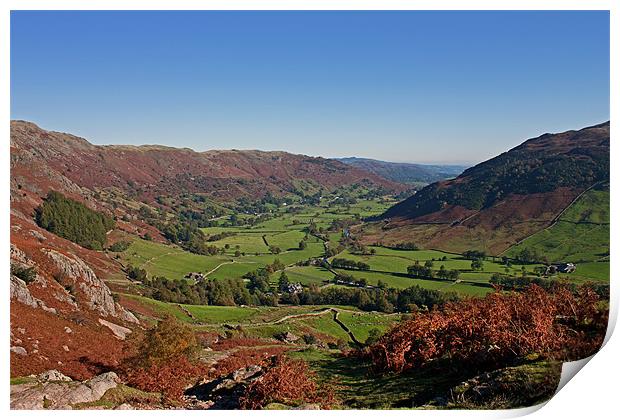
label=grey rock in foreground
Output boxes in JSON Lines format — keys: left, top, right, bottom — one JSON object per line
{"left": 185, "top": 365, "right": 264, "bottom": 409}
{"left": 10, "top": 371, "right": 120, "bottom": 409}
{"left": 37, "top": 370, "right": 72, "bottom": 382}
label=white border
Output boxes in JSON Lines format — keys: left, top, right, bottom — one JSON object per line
{"left": 1, "top": 2, "right": 616, "bottom": 420}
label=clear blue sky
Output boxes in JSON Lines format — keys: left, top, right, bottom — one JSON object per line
{"left": 11, "top": 11, "right": 609, "bottom": 164}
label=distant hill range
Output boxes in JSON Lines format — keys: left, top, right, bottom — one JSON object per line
{"left": 361, "top": 121, "right": 610, "bottom": 254}
{"left": 336, "top": 157, "right": 467, "bottom": 185}
{"left": 10, "top": 121, "right": 405, "bottom": 209}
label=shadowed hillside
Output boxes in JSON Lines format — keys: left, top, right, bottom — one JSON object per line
{"left": 336, "top": 157, "right": 467, "bottom": 185}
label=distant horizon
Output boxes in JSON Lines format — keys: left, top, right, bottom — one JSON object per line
{"left": 13, "top": 117, "right": 610, "bottom": 167}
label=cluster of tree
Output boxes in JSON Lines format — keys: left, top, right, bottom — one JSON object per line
{"left": 178, "top": 208, "right": 221, "bottom": 228}
{"left": 127, "top": 265, "right": 148, "bottom": 282}
{"left": 225, "top": 213, "right": 244, "bottom": 227}
{"left": 158, "top": 222, "right": 220, "bottom": 256}
{"left": 129, "top": 314, "right": 199, "bottom": 368}
{"left": 489, "top": 273, "right": 609, "bottom": 299}
{"left": 234, "top": 197, "right": 270, "bottom": 215}
{"left": 296, "top": 283, "right": 458, "bottom": 313}
{"left": 243, "top": 259, "right": 286, "bottom": 292}
{"left": 260, "top": 191, "right": 288, "bottom": 207}
{"left": 301, "top": 190, "right": 323, "bottom": 205}
{"left": 269, "top": 245, "right": 282, "bottom": 254}
{"left": 331, "top": 258, "right": 370, "bottom": 271}
{"left": 407, "top": 261, "right": 460, "bottom": 281}
{"left": 460, "top": 249, "right": 486, "bottom": 271}
{"left": 512, "top": 248, "right": 544, "bottom": 264}
{"left": 470, "top": 259, "right": 484, "bottom": 271}
{"left": 303, "top": 220, "right": 321, "bottom": 236}
{"left": 144, "top": 277, "right": 259, "bottom": 306}
{"left": 350, "top": 244, "right": 375, "bottom": 255}
{"left": 331, "top": 195, "right": 358, "bottom": 206}
{"left": 388, "top": 242, "right": 419, "bottom": 251}
{"left": 206, "top": 231, "right": 236, "bottom": 242}
{"left": 277, "top": 272, "right": 291, "bottom": 292}
{"left": 141, "top": 263, "right": 457, "bottom": 313}
{"left": 324, "top": 244, "right": 345, "bottom": 258}
{"left": 340, "top": 237, "right": 375, "bottom": 255}
{"left": 332, "top": 272, "right": 369, "bottom": 287}
{"left": 435, "top": 265, "right": 461, "bottom": 280}
{"left": 35, "top": 191, "right": 115, "bottom": 250}
{"left": 138, "top": 205, "right": 160, "bottom": 222}
{"left": 159, "top": 221, "right": 200, "bottom": 244}
{"left": 463, "top": 250, "right": 486, "bottom": 260}
{"left": 108, "top": 240, "right": 131, "bottom": 252}
{"left": 284, "top": 206, "right": 304, "bottom": 215}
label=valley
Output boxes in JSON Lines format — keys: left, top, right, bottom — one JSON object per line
{"left": 9, "top": 120, "right": 609, "bottom": 410}
{"left": 112, "top": 186, "right": 608, "bottom": 294}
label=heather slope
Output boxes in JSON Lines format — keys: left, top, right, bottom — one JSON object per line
{"left": 11, "top": 120, "right": 404, "bottom": 206}
{"left": 362, "top": 122, "right": 609, "bottom": 254}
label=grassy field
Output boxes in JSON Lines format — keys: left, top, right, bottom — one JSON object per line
{"left": 336, "top": 311, "right": 398, "bottom": 342}
{"left": 206, "top": 233, "right": 269, "bottom": 254}
{"left": 506, "top": 189, "right": 609, "bottom": 282}
{"left": 121, "top": 293, "right": 397, "bottom": 345}
{"left": 120, "top": 238, "right": 229, "bottom": 279}
{"left": 274, "top": 265, "right": 332, "bottom": 286}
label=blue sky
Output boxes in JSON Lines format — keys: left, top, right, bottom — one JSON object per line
{"left": 11, "top": 11, "right": 609, "bottom": 164}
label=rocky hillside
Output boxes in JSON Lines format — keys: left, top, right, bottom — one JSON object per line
{"left": 361, "top": 122, "right": 609, "bottom": 254}
{"left": 337, "top": 157, "right": 466, "bottom": 185}
{"left": 11, "top": 121, "right": 404, "bottom": 206}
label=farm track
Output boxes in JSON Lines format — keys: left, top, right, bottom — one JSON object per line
{"left": 204, "top": 261, "right": 238, "bottom": 276}
{"left": 190, "top": 306, "right": 387, "bottom": 334}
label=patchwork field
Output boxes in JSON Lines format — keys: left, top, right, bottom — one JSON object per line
{"left": 120, "top": 239, "right": 229, "bottom": 279}
{"left": 117, "top": 189, "right": 608, "bottom": 299}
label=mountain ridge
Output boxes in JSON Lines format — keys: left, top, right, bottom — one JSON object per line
{"left": 359, "top": 121, "right": 609, "bottom": 254}
{"left": 11, "top": 120, "right": 406, "bottom": 206}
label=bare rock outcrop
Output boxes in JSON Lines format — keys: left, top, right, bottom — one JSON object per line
{"left": 10, "top": 276, "right": 57, "bottom": 314}
{"left": 98, "top": 318, "right": 133, "bottom": 340}
{"left": 11, "top": 346, "right": 28, "bottom": 356}
{"left": 10, "top": 371, "right": 120, "bottom": 409}
{"left": 44, "top": 249, "right": 138, "bottom": 323}
{"left": 10, "top": 244, "right": 60, "bottom": 312}
{"left": 185, "top": 365, "right": 264, "bottom": 409}
{"left": 38, "top": 370, "right": 72, "bottom": 382}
